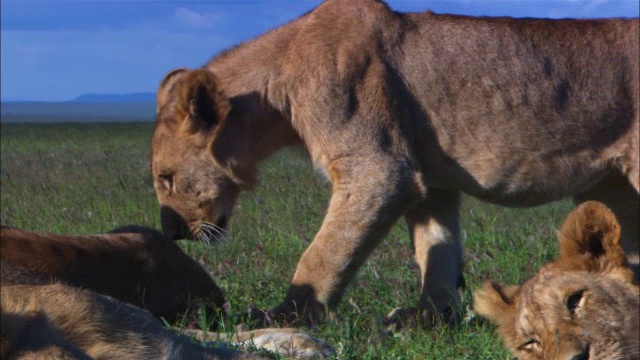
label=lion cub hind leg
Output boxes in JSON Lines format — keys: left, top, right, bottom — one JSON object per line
{"left": 384, "top": 190, "right": 463, "bottom": 330}
{"left": 1, "top": 303, "right": 90, "bottom": 359}
{"left": 181, "top": 328, "right": 335, "bottom": 359}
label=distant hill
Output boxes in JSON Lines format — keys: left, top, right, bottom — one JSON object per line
{"left": 71, "top": 92, "right": 156, "bottom": 103}
{"left": 0, "top": 92, "right": 159, "bottom": 122}
{"left": 0, "top": 97, "right": 24, "bottom": 102}
{"left": 0, "top": 102, "right": 156, "bottom": 122}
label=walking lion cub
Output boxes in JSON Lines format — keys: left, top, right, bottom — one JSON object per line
{"left": 474, "top": 201, "right": 639, "bottom": 360}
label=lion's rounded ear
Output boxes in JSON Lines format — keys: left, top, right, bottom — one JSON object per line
{"left": 474, "top": 281, "right": 519, "bottom": 348}
{"left": 174, "top": 69, "right": 231, "bottom": 135}
{"left": 157, "top": 68, "right": 188, "bottom": 114}
{"left": 473, "top": 281, "right": 518, "bottom": 326}
{"left": 558, "top": 201, "right": 625, "bottom": 267}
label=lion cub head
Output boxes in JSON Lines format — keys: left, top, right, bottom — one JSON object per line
{"left": 474, "top": 201, "right": 639, "bottom": 360}
{"left": 151, "top": 68, "right": 246, "bottom": 242}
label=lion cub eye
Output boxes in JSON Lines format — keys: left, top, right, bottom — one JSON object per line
{"left": 518, "top": 338, "right": 541, "bottom": 352}
{"left": 159, "top": 174, "right": 175, "bottom": 193}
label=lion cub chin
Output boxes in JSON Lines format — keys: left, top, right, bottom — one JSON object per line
{"left": 474, "top": 201, "right": 639, "bottom": 360}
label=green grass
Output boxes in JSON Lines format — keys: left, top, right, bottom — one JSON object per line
{"left": 0, "top": 122, "right": 573, "bottom": 359}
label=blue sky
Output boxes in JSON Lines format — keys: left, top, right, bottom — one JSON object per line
{"left": 1, "top": 0, "right": 638, "bottom": 102}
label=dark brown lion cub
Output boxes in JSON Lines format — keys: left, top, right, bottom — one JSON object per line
{"left": 1, "top": 225, "right": 225, "bottom": 323}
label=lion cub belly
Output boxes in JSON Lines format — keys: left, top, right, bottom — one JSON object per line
{"left": 425, "top": 151, "right": 608, "bottom": 207}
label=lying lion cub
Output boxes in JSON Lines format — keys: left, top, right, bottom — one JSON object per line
{"left": 474, "top": 201, "right": 639, "bottom": 360}
{"left": 1, "top": 283, "right": 263, "bottom": 359}
{"left": 1, "top": 225, "right": 226, "bottom": 323}
{"left": 0, "top": 226, "right": 334, "bottom": 359}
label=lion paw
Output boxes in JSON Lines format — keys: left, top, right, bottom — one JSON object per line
{"left": 183, "top": 327, "right": 335, "bottom": 359}
{"left": 244, "top": 303, "right": 325, "bottom": 328}
{"left": 234, "top": 328, "right": 335, "bottom": 359}
{"left": 383, "top": 306, "right": 460, "bottom": 332}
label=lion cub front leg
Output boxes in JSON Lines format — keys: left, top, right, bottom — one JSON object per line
{"left": 385, "top": 189, "right": 463, "bottom": 330}
{"left": 269, "top": 159, "right": 425, "bottom": 325}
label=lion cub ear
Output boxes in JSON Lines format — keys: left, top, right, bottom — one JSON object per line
{"left": 558, "top": 201, "right": 626, "bottom": 269}
{"left": 474, "top": 281, "right": 520, "bottom": 349}
{"left": 473, "top": 281, "right": 518, "bottom": 327}
{"left": 174, "top": 69, "right": 231, "bottom": 136}
{"left": 157, "top": 68, "right": 188, "bottom": 113}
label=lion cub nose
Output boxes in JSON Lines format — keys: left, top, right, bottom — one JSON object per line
{"left": 570, "top": 346, "right": 590, "bottom": 360}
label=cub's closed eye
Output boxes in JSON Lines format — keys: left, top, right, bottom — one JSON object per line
{"left": 518, "top": 339, "right": 540, "bottom": 352}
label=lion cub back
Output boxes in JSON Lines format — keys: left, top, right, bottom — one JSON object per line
{"left": 0, "top": 226, "right": 226, "bottom": 323}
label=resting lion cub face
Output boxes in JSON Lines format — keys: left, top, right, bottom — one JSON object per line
{"left": 474, "top": 201, "right": 639, "bottom": 360}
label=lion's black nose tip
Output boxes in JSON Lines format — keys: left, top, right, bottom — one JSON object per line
{"left": 215, "top": 215, "right": 228, "bottom": 230}
{"left": 571, "top": 345, "right": 590, "bottom": 360}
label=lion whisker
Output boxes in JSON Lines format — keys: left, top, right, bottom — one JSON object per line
{"left": 195, "top": 227, "right": 212, "bottom": 246}
{"left": 208, "top": 225, "right": 226, "bottom": 241}
{"left": 201, "top": 225, "right": 220, "bottom": 243}
{"left": 204, "top": 220, "right": 228, "bottom": 233}
{"left": 203, "top": 221, "right": 228, "bottom": 235}
{"left": 202, "top": 223, "right": 221, "bottom": 238}
{"left": 201, "top": 228, "right": 214, "bottom": 246}
{"left": 198, "top": 223, "right": 227, "bottom": 245}
{"left": 201, "top": 221, "right": 229, "bottom": 242}
{"left": 619, "top": 342, "right": 640, "bottom": 349}
{"left": 617, "top": 345, "right": 639, "bottom": 354}
{"left": 195, "top": 231, "right": 209, "bottom": 246}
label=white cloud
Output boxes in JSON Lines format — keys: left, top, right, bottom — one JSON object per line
{"left": 174, "top": 8, "right": 221, "bottom": 29}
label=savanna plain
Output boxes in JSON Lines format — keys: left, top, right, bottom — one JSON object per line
{"left": 0, "top": 122, "right": 573, "bottom": 359}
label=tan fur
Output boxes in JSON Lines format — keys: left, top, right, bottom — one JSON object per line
{"left": 0, "top": 227, "right": 334, "bottom": 359}
{"left": 1, "top": 283, "right": 261, "bottom": 360}
{"left": 151, "top": 0, "right": 639, "bottom": 324}
{"left": 474, "top": 202, "right": 640, "bottom": 360}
